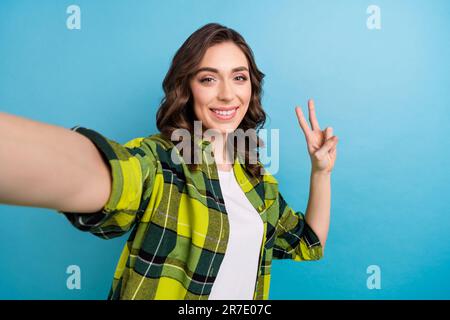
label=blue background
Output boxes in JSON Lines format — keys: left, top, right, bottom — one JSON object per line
{"left": 0, "top": 0, "right": 449, "bottom": 299}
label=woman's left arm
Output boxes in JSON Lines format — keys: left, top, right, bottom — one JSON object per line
{"left": 305, "top": 170, "right": 331, "bottom": 251}
{"left": 295, "top": 99, "right": 339, "bottom": 253}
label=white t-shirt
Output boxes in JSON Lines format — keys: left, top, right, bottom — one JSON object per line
{"left": 208, "top": 169, "right": 264, "bottom": 300}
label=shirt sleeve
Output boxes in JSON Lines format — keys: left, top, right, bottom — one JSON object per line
{"left": 272, "top": 192, "right": 323, "bottom": 261}
{"left": 57, "top": 126, "right": 158, "bottom": 240}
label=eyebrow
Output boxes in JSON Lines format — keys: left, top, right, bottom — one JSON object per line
{"left": 194, "top": 66, "right": 249, "bottom": 75}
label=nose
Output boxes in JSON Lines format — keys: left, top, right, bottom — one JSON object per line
{"left": 217, "top": 79, "right": 234, "bottom": 102}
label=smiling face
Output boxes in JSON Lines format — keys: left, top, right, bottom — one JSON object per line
{"left": 190, "top": 41, "right": 252, "bottom": 135}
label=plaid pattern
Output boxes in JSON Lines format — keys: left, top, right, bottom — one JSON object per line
{"left": 58, "top": 126, "right": 323, "bottom": 300}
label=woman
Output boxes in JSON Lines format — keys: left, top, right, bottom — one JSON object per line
{"left": 0, "top": 23, "right": 338, "bottom": 300}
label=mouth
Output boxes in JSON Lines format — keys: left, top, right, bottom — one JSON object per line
{"left": 209, "top": 106, "right": 240, "bottom": 121}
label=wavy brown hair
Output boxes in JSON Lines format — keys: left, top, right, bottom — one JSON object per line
{"left": 156, "top": 23, "right": 266, "bottom": 178}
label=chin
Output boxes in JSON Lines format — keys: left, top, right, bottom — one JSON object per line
{"left": 212, "top": 122, "right": 239, "bottom": 133}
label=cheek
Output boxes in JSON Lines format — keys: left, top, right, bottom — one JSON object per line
{"left": 192, "top": 85, "right": 215, "bottom": 110}
{"left": 237, "top": 84, "right": 252, "bottom": 106}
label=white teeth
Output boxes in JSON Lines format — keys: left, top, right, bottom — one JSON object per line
{"left": 212, "top": 108, "right": 236, "bottom": 116}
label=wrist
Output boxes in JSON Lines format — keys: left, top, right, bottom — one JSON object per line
{"left": 311, "top": 169, "right": 332, "bottom": 178}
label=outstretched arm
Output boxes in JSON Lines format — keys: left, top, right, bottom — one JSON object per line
{"left": 0, "top": 112, "right": 112, "bottom": 213}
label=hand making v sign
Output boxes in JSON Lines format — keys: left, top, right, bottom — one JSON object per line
{"left": 295, "top": 99, "right": 338, "bottom": 174}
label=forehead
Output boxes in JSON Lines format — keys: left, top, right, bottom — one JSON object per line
{"left": 198, "top": 42, "right": 249, "bottom": 70}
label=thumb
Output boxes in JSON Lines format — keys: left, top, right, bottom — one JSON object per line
{"left": 315, "top": 136, "right": 338, "bottom": 159}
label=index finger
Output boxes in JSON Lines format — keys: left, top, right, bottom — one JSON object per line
{"left": 308, "top": 99, "right": 321, "bottom": 131}
{"left": 295, "top": 106, "right": 312, "bottom": 140}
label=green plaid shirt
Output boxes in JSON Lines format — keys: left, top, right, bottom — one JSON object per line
{"left": 58, "top": 126, "right": 323, "bottom": 300}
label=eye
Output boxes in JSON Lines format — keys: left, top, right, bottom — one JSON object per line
{"left": 200, "top": 77, "right": 216, "bottom": 84}
{"left": 234, "top": 75, "right": 248, "bottom": 81}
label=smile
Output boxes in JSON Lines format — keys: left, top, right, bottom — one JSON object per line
{"left": 210, "top": 106, "right": 239, "bottom": 121}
